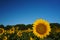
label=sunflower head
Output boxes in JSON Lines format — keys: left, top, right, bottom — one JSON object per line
{"left": 0, "top": 28, "right": 4, "bottom": 35}
{"left": 3, "top": 36, "right": 7, "bottom": 40}
{"left": 17, "top": 30, "right": 22, "bottom": 37}
{"left": 33, "top": 19, "right": 51, "bottom": 39}
{"left": 9, "top": 27, "right": 15, "bottom": 34}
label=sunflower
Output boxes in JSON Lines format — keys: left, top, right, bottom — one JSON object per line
{"left": 17, "top": 30, "right": 22, "bottom": 37}
{"left": 55, "top": 28, "right": 60, "bottom": 33}
{"left": 3, "top": 36, "right": 7, "bottom": 40}
{"left": 26, "top": 28, "right": 33, "bottom": 32}
{"left": 33, "top": 19, "right": 51, "bottom": 39}
{"left": 9, "top": 27, "right": 15, "bottom": 34}
{"left": 0, "top": 28, "right": 4, "bottom": 35}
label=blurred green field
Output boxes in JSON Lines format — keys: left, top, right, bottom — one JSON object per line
{"left": 0, "top": 23, "right": 60, "bottom": 40}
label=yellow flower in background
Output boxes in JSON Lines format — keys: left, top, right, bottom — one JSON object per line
{"left": 33, "top": 19, "right": 51, "bottom": 39}
{"left": 55, "top": 28, "right": 60, "bottom": 33}
{"left": 9, "top": 27, "right": 15, "bottom": 34}
{"left": 30, "top": 37, "right": 34, "bottom": 40}
{"left": 3, "top": 36, "right": 7, "bottom": 40}
{"left": 0, "top": 28, "right": 4, "bottom": 35}
{"left": 17, "top": 30, "right": 22, "bottom": 37}
{"left": 26, "top": 28, "right": 33, "bottom": 32}
{"left": 22, "top": 28, "right": 32, "bottom": 33}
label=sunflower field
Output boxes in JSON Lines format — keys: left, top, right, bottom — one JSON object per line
{"left": 0, "top": 19, "right": 60, "bottom": 40}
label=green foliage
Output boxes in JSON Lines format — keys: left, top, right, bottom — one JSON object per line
{"left": 0, "top": 23, "right": 60, "bottom": 40}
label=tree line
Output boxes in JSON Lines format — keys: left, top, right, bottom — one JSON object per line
{"left": 0, "top": 23, "right": 60, "bottom": 30}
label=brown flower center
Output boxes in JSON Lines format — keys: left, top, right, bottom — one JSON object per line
{"left": 11, "top": 29, "right": 14, "bottom": 31}
{"left": 36, "top": 24, "right": 47, "bottom": 35}
{"left": 0, "top": 29, "right": 3, "bottom": 33}
{"left": 17, "top": 32, "right": 22, "bottom": 37}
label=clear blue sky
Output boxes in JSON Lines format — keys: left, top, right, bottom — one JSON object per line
{"left": 0, "top": 0, "right": 60, "bottom": 26}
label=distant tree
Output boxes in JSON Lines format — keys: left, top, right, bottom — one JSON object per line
{"left": 5, "top": 25, "right": 12, "bottom": 30}
{"left": 15, "top": 24, "right": 26, "bottom": 30}
{"left": 0, "top": 24, "right": 4, "bottom": 28}
{"left": 50, "top": 23, "right": 60, "bottom": 28}
{"left": 26, "top": 24, "right": 33, "bottom": 29}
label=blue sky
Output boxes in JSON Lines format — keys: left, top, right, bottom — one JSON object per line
{"left": 0, "top": 0, "right": 60, "bottom": 26}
